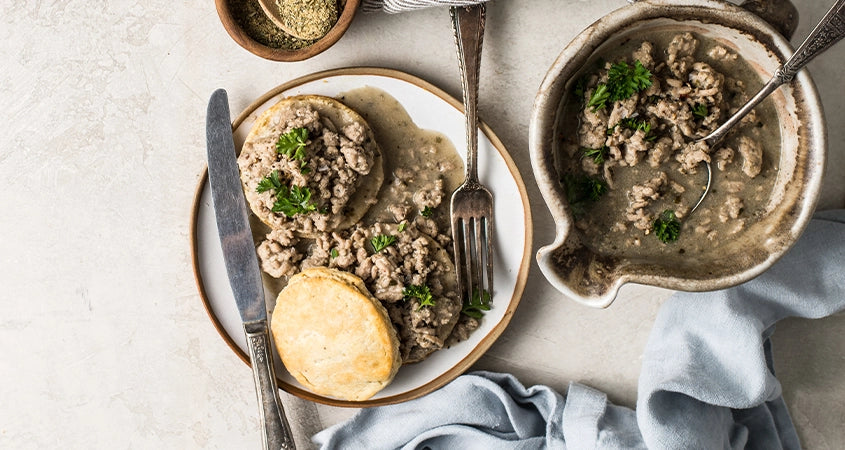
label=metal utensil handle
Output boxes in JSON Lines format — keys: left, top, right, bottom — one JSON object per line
{"left": 705, "top": 0, "right": 845, "bottom": 147}
{"left": 451, "top": 4, "right": 485, "bottom": 185}
{"left": 778, "top": 0, "right": 845, "bottom": 82}
{"left": 244, "top": 320, "right": 296, "bottom": 450}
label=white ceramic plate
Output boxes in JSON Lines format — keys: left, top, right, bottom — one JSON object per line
{"left": 191, "top": 67, "right": 532, "bottom": 406}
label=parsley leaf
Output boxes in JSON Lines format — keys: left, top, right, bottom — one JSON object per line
{"left": 397, "top": 222, "right": 407, "bottom": 232}
{"left": 276, "top": 127, "right": 309, "bottom": 172}
{"left": 588, "top": 60, "right": 653, "bottom": 111}
{"left": 420, "top": 206, "right": 434, "bottom": 217}
{"left": 562, "top": 174, "right": 608, "bottom": 218}
{"left": 256, "top": 170, "right": 283, "bottom": 193}
{"left": 403, "top": 284, "right": 435, "bottom": 310}
{"left": 257, "top": 170, "right": 318, "bottom": 217}
{"left": 617, "top": 117, "right": 657, "bottom": 141}
{"left": 692, "top": 103, "right": 709, "bottom": 120}
{"left": 330, "top": 248, "right": 339, "bottom": 259}
{"left": 271, "top": 184, "right": 317, "bottom": 217}
{"left": 370, "top": 234, "right": 397, "bottom": 253}
{"left": 608, "top": 60, "right": 653, "bottom": 99}
{"left": 462, "top": 288, "right": 491, "bottom": 319}
{"left": 573, "top": 76, "right": 588, "bottom": 101}
{"left": 582, "top": 147, "right": 608, "bottom": 165}
{"left": 653, "top": 209, "right": 681, "bottom": 243}
{"left": 587, "top": 84, "right": 610, "bottom": 111}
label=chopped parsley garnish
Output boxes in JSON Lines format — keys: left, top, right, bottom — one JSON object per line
{"left": 587, "top": 84, "right": 610, "bottom": 111}
{"left": 420, "top": 206, "right": 434, "bottom": 217}
{"left": 370, "top": 234, "right": 397, "bottom": 253}
{"left": 397, "top": 222, "right": 407, "bottom": 232}
{"left": 562, "top": 174, "right": 608, "bottom": 218}
{"left": 257, "top": 170, "right": 318, "bottom": 218}
{"left": 403, "top": 284, "right": 435, "bottom": 310}
{"left": 256, "top": 170, "right": 283, "bottom": 194}
{"left": 582, "top": 146, "right": 608, "bottom": 165}
{"left": 588, "top": 60, "right": 653, "bottom": 111}
{"left": 573, "top": 76, "right": 588, "bottom": 101}
{"left": 617, "top": 117, "right": 657, "bottom": 141}
{"left": 276, "top": 127, "right": 309, "bottom": 172}
{"left": 462, "top": 288, "right": 491, "bottom": 319}
{"left": 271, "top": 184, "right": 317, "bottom": 217}
{"left": 653, "top": 209, "right": 681, "bottom": 243}
{"left": 564, "top": 174, "right": 607, "bottom": 203}
{"left": 330, "top": 248, "right": 339, "bottom": 259}
{"left": 692, "top": 103, "right": 709, "bottom": 120}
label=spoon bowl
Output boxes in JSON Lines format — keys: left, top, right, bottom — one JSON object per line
{"left": 691, "top": 0, "right": 845, "bottom": 215}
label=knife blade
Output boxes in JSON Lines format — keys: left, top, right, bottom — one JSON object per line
{"left": 206, "top": 88, "right": 296, "bottom": 450}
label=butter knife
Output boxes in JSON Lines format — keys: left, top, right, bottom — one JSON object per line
{"left": 206, "top": 88, "right": 296, "bottom": 450}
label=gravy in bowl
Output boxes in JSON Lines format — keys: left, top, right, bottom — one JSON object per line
{"left": 557, "top": 31, "right": 780, "bottom": 260}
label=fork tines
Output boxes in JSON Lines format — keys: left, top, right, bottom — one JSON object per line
{"left": 451, "top": 193, "right": 494, "bottom": 307}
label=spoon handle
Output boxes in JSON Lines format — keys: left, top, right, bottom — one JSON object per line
{"left": 705, "top": 0, "right": 845, "bottom": 147}
{"left": 778, "top": 0, "right": 845, "bottom": 82}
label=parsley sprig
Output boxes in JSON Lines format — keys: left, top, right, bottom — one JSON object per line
{"left": 403, "top": 284, "right": 435, "bottom": 310}
{"left": 564, "top": 174, "right": 607, "bottom": 203}
{"left": 587, "top": 84, "right": 610, "bottom": 111}
{"left": 276, "top": 127, "right": 310, "bottom": 173}
{"left": 370, "top": 234, "right": 397, "bottom": 253}
{"left": 692, "top": 103, "right": 709, "bottom": 120}
{"left": 256, "top": 170, "right": 282, "bottom": 194}
{"left": 272, "top": 185, "right": 316, "bottom": 217}
{"left": 653, "top": 209, "right": 681, "bottom": 243}
{"left": 562, "top": 173, "right": 608, "bottom": 219}
{"left": 582, "top": 146, "right": 608, "bottom": 165}
{"left": 588, "top": 60, "right": 653, "bottom": 111}
{"left": 256, "top": 170, "right": 317, "bottom": 217}
{"left": 617, "top": 117, "right": 657, "bottom": 141}
{"left": 462, "top": 288, "right": 491, "bottom": 319}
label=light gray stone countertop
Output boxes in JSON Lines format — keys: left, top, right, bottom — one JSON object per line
{"left": 1, "top": 0, "right": 843, "bottom": 448}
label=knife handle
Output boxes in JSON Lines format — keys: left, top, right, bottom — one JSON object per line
{"left": 244, "top": 320, "right": 297, "bottom": 450}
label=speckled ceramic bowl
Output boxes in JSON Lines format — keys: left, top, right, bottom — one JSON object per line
{"left": 529, "top": 0, "right": 826, "bottom": 307}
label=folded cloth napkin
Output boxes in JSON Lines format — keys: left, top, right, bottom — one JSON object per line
{"left": 313, "top": 209, "right": 845, "bottom": 449}
{"left": 362, "top": 0, "right": 488, "bottom": 14}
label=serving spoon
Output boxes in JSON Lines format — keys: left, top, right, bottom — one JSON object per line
{"left": 689, "top": 0, "right": 845, "bottom": 214}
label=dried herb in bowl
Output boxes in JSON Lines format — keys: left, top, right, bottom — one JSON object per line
{"left": 275, "top": 0, "right": 339, "bottom": 40}
{"left": 228, "top": 0, "right": 318, "bottom": 50}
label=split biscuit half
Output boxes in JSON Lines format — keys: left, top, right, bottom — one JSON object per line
{"left": 270, "top": 267, "right": 401, "bottom": 401}
{"left": 238, "top": 95, "right": 384, "bottom": 237}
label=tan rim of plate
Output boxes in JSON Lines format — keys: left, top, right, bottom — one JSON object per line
{"left": 190, "top": 67, "right": 533, "bottom": 407}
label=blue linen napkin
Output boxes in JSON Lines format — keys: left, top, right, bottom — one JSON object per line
{"left": 313, "top": 209, "right": 845, "bottom": 449}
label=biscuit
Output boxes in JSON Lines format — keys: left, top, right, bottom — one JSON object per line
{"left": 238, "top": 95, "right": 384, "bottom": 236}
{"left": 270, "top": 267, "right": 401, "bottom": 401}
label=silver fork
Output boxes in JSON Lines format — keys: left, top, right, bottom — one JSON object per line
{"left": 450, "top": 4, "right": 494, "bottom": 306}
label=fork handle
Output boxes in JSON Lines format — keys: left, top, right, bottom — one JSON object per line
{"left": 451, "top": 4, "right": 486, "bottom": 184}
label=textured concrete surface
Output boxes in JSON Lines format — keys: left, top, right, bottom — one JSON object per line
{"left": 1, "top": 0, "right": 843, "bottom": 448}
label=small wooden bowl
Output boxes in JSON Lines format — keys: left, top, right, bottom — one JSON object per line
{"left": 215, "top": 0, "right": 360, "bottom": 62}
